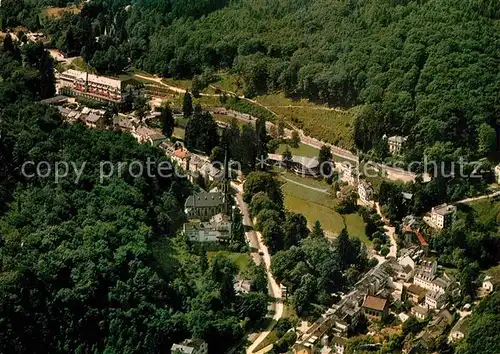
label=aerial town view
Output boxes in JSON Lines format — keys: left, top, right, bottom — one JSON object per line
{"left": 0, "top": 0, "right": 499, "bottom": 353}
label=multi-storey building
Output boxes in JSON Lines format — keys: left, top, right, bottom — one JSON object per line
{"left": 413, "top": 272, "right": 450, "bottom": 295}
{"left": 183, "top": 213, "right": 232, "bottom": 242}
{"left": 362, "top": 295, "right": 389, "bottom": 320}
{"left": 58, "top": 69, "right": 123, "bottom": 102}
{"left": 430, "top": 203, "right": 457, "bottom": 229}
{"left": 425, "top": 290, "right": 446, "bottom": 309}
{"left": 387, "top": 135, "right": 407, "bottom": 154}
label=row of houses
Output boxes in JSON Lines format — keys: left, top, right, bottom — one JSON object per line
{"left": 54, "top": 102, "right": 168, "bottom": 147}
{"left": 56, "top": 105, "right": 107, "bottom": 129}
{"left": 293, "top": 262, "right": 394, "bottom": 354}
{"left": 292, "top": 242, "right": 474, "bottom": 354}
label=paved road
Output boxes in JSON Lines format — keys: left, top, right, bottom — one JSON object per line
{"left": 231, "top": 182, "right": 283, "bottom": 354}
{"left": 453, "top": 190, "right": 500, "bottom": 205}
{"left": 136, "top": 73, "right": 419, "bottom": 182}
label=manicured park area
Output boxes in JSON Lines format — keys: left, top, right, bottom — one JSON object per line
{"left": 277, "top": 171, "right": 368, "bottom": 243}
{"left": 276, "top": 143, "right": 319, "bottom": 158}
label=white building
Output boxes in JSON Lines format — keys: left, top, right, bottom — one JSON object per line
{"left": 416, "top": 257, "right": 438, "bottom": 276}
{"left": 387, "top": 135, "right": 407, "bottom": 154}
{"left": 413, "top": 273, "right": 449, "bottom": 295}
{"left": 58, "top": 69, "right": 123, "bottom": 102}
{"left": 234, "top": 279, "right": 251, "bottom": 294}
{"left": 171, "top": 338, "right": 208, "bottom": 354}
{"left": 425, "top": 290, "right": 446, "bottom": 310}
{"left": 395, "top": 255, "right": 415, "bottom": 281}
{"left": 133, "top": 126, "right": 166, "bottom": 146}
{"left": 183, "top": 213, "right": 231, "bottom": 242}
{"left": 331, "top": 336, "right": 347, "bottom": 354}
{"left": 495, "top": 164, "right": 500, "bottom": 184}
{"left": 430, "top": 204, "right": 457, "bottom": 229}
{"left": 482, "top": 275, "right": 494, "bottom": 293}
{"left": 411, "top": 305, "right": 429, "bottom": 320}
{"left": 358, "top": 181, "right": 374, "bottom": 203}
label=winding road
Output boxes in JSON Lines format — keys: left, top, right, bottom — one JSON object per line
{"left": 134, "top": 72, "right": 424, "bottom": 182}
{"left": 231, "top": 182, "right": 283, "bottom": 354}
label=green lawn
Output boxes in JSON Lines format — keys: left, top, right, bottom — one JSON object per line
{"left": 67, "top": 57, "right": 96, "bottom": 73}
{"left": 173, "top": 127, "right": 185, "bottom": 139}
{"left": 281, "top": 181, "right": 367, "bottom": 241}
{"left": 486, "top": 264, "right": 500, "bottom": 284}
{"left": 207, "top": 251, "right": 252, "bottom": 273}
{"left": 344, "top": 213, "right": 371, "bottom": 246}
{"left": 276, "top": 143, "right": 319, "bottom": 158}
{"left": 254, "top": 93, "right": 355, "bottom": 149}
{"left": 162, "top": 77, "right": 193, "bottom": 90}
{"left": 278, "top": 170, "right": 331, "bottom": 191}
{"left": 253, "top": 329, "right": 278, "bottom": 352}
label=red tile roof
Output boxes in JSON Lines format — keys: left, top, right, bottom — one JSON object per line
{"left": 416, "top": 229, "right": 428, "bottom": 247}
{"left": 174, "top": 149, "right": 189, "bottom": 159}
{"left": 404, "top": 225, "right": 428, "bottom": 247}
{"left": 363, "top": 295, "right": 388, "bottom": 312}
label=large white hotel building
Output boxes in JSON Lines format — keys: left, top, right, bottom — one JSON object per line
{"left": 57, "top": 69, "right": 123, "bottom": 103}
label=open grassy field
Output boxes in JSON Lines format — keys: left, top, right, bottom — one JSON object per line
{"left": 280, "top": 181, "right": 366, "bottom": 240}
{"left": 278, "top": 170, "right": 331, "bottom": 191}
{"left": 213, "top": 114, "right": 248, "bottom": 127}
{"left": 207, "top": 251, "right": 252, "bottom": 273}
{"left": 64, "top": 57, "right": 97, "bottom": 73}
{"left": 162, "top": 77, "right": 193, "bottom": 90}
{"left": 255, "top": 93, "right": 324, "bottom": 108}
{"left": 43, "top": 5, "right": 81, "bottom": 19}
{"left": 173, "top": 127, "right": 185, "bottom": 139}
{"left": 276, "top": 143, "right": 319, "bottom": 158}
{"left": 486, "top": 264, "right": 500, "bottom": 284}
{"left": 254, "top": 93, "right": 355, "bottom": 149}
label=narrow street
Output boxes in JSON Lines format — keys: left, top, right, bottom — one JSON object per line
{"left": 231, "top": 182, "right": 283, "bottom": 354}
{"left": 375, "top": 202, "right": 398, "bottom": 259}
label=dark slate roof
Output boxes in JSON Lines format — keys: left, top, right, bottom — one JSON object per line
{"left": 185, "top": 192, "right": 224, "bottom": 208}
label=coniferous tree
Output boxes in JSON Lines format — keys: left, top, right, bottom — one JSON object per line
{"left": 310, "top": 221, "right": 325, "bottom": 239}
{"left": 199, "top": 247, "right": 209, "bottom": 274}
{"left": 160, "top": 105, "right": 175, "bottom": 138}
{"left": 282, "top": 146, "right": 293, "bottom": 170}
{"left": 3, "top": 33, "right": 14, "bottom": 53}
{"left": 255, "top": 117, "right": 269, "bottom": 168}
{"left": 182, "top": 90, "right": 193, "bottom": 118}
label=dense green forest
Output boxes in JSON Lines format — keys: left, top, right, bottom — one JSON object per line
{"left": 456, "top": 291, "right": 500, "bottom": 354}
{"left": 8, "top": 0, "right": 497, "bottom": 161}
{"left": 0, "top": 45, "right": 267, "bottom": 353}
